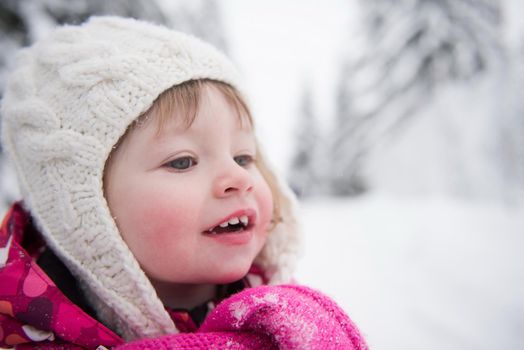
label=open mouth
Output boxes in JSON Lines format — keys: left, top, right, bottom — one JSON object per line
{"left": 204, "top": 213, "right": 254, "bottom": 235}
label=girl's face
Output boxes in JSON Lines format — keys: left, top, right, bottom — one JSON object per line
{"left": 104, "top": 85, "right": 273, "bottom": 288}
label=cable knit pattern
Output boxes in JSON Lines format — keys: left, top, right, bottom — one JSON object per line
{"left": 118, "top": 285, "right": 369, "bottom": 350}
{"left": 0, "top": 16, "right": 301, "bottom": 340}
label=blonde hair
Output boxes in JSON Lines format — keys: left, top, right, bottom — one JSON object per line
{"left": 111, "top": 79, "right": 284, "bottom": 228}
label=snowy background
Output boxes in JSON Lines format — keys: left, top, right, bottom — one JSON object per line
{"left": 1, "top": 1, "right": 523, "bottom": 349}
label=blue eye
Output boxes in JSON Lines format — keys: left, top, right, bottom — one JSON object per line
{"left": 165, "top": 156, "right": 197, "bottom": 170}
{"left": 234, "top": 155, "right": 254, "bottom": 167}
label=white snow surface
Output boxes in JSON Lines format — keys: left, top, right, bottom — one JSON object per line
{"left": 295, "top": 194, "right": 524, "bottom": 350}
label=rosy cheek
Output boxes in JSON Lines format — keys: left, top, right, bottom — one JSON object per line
{"left": 125, "top": 201, "right": 187, "bottom": 272}
{"left": 257, "top": 182, "right": 275, "bottom": 231}
{"left": 137, "top": 195, "right": 191, "bottom": 240}
{"left": 116, "top": 190, "right": 177, "bottom": 250}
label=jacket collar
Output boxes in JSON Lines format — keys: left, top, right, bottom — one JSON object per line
{"left": 0, "top": 202, "right": 123, "bottom": 348}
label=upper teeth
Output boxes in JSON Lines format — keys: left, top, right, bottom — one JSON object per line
{"left": 217, "top": 215, "right": 249, "bottom": 228}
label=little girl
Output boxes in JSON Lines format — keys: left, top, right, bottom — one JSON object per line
{"left": 0, "top": 16, "right": 367, "bottom": 349}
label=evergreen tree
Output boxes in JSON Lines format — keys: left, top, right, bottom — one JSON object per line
{"left": 328, "top": 62, "right": 367, "bottom": 196}
{"left": 356, "top": 0, "right": 502, "bottom": 136}
{"left": 155, "top": 0, "right": 229, "bottom": 52}
{"left": 329, "top": 0, "right": 504, "bottom": 197}
{"left": 288, "top": 84, "right": 322, "bottom": 198}
{"left": 497, "top": 40, "right": 524, "bottom": 204}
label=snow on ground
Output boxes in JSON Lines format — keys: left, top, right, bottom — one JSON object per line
{"left": 295, "top": 193, "right": 524, "bottom": 350}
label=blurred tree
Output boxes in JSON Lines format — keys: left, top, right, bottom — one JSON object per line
{"left": 288, "top": 84, "right": 324, "bottom": 198}
{"left": 497, "top": 40, "right": 524, "bottom": 204}
{"left": 330, "top": 0, "right": 505, "bottom": 197}
{"left": 157, "top": 0, "right": 228, "bottom": 53}
{"left": 328, "top": 62, "right": 367, "bottom": 196}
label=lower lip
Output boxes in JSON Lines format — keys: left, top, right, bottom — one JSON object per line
{"left": 203, "top": 228, "right": 253, "bottom": 246}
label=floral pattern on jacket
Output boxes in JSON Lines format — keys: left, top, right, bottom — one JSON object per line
{"left": 0, "top": 203, "right": 124, "bottom": 349}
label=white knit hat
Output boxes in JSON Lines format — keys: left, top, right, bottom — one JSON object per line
{"left": 1, "top": 16, "right": 300, "bottom": 340}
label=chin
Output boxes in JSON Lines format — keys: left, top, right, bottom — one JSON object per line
{"left": 210, "top": 260, "right": 253, "bottom": 284}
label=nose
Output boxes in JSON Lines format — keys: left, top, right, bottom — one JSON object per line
{"left": 213, "top": 160, "right": 254, "bottom": 198}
